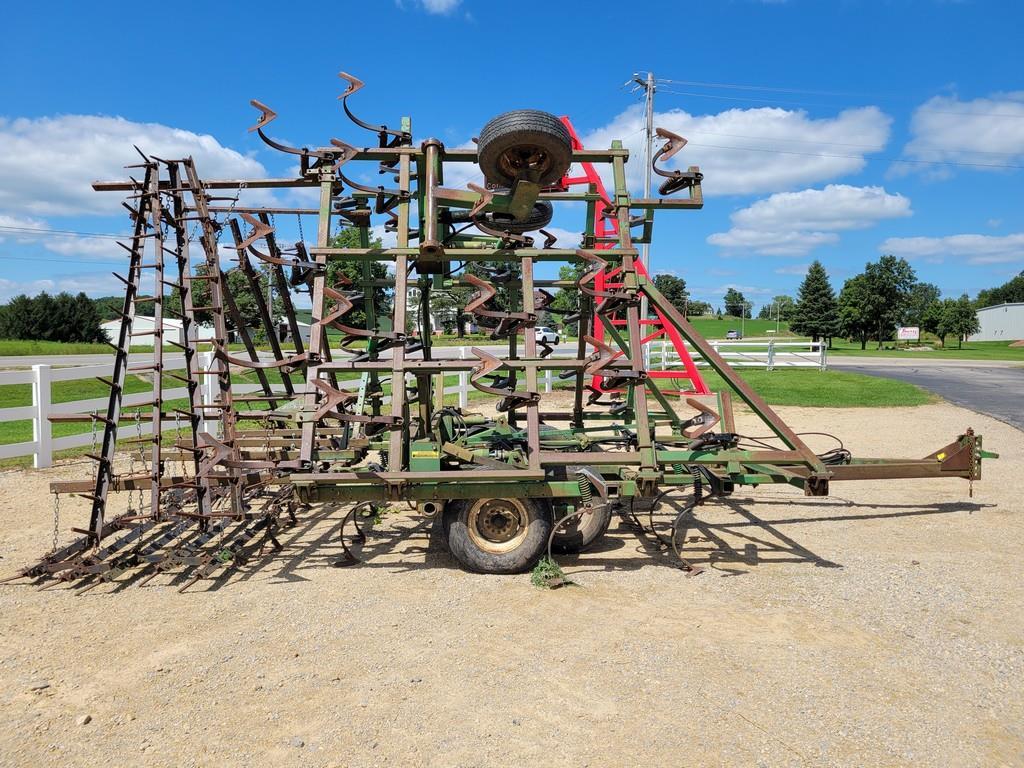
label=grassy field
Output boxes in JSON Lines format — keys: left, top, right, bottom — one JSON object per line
{"left": 0, "top": 340, "right": 114, "bottom": 356}
{"left": 826, "top": 338, "right": 1024, "bottom": 361}
{"left": 694, "top": 368, "right": 935, "bottom": 408}
{"left": 686, "top": 316, "right": 792, "bottom": 338}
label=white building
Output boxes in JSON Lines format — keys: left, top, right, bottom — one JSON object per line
{"left": 969, "top": 303, "right": 1024, "bottom": 342}
{"left": 277, "top": 320, "right": 312, "bottom": 345}
{"left": 101, "top": 317, "right": 217, "bottom": 347}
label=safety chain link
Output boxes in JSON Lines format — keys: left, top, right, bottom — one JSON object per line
{"left": 134, "top": 409, "right": 146, "bottom": 514}
{"left": 51, "top": 493, "right": 61, "bottom": 553}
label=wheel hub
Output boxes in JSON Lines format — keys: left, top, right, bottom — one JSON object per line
{"left": 467, "top": 498, "right": 529, "bottom": 554}
{"left": 497, "top": 145, "right": 551, "bottom": 182}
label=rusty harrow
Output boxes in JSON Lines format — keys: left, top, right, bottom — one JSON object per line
{"left": 6, "top": 73, "right": 997, "bottom": 590}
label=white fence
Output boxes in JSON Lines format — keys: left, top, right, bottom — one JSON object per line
{"left": 0, "top": 342, "right": 817, "bottom": 469}
{"left": 651, "top": 339, "right": 827, "bottom": 371}
{"left": 0, "top": 349, "right": 561, "bottom": 469}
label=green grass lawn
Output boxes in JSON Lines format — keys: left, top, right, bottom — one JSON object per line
{"left": 0, "top": 340, "right": 156, "bottom": 356}
{"left": 686, "top": 316, "right": 792, "bottom": 339}
{"left": 695, "top": 368, "right": 935, "bottom": 408}
{"left": 826, "top": 338, "right": 1024, "bottom": 361}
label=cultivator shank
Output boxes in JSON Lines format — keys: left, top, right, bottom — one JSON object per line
{"left": 9, "top": 74, "right": 996, "bottom": 589}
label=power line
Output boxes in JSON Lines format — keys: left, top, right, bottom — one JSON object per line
{"left": 684, "top": 140, "right": 1024, "bottom": 170}
{"left": 0, "top": 224, "right": 127, "bottom": 240}
{"left": 0, "top": 253, "right": 119, "bottom": 266}
{"left": 679, "top": 128, "right": 1022, "bottom": 157}
{"left": 656, "top": 85, "right": 1024, "bottom": 119}
{"left": 656, "top": 78, "right": 880, "bottom": 98}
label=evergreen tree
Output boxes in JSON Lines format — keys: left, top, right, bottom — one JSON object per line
{"left": 71, "top": 292, "right": 106, "bottom": 342}
{"left": 0, "top": 294, "right": 33, "bottom": 339}
{"left": 790, "top": 261, "right": 840, "bottom": 346}
{"left": 0, "top": 292, "right": 104, "bottom": 342}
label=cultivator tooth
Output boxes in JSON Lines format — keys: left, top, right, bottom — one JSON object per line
{"left": 9, "top": 74, "right": 992, "bottom": 590}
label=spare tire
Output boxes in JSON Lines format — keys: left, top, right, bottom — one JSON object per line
{"left": 478, "top": 110, "right": 572, "bottom": 188}
{"left": 451, "top": 199, "right": 553, "bottom": 234}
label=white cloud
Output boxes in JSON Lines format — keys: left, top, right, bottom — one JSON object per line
{"left": 48, "top": 238, "right": 123, "bottom": 259}
{"left": 709, "top": 228, "right": 838, "bottom": 256}
{"left": 398, "top": 0, "right": 461, "bottom": 13}
{"left": 708, "top": 184, "right": 911, "bottom": 256}
{"left": 0, "top": 213, "right": 49, "bottom": 243}
{"left": 370, "top": 223, "right": 399, "bottom": 249}
{"left": 879, "top": 233, "right": 1024, "bottom": 265}
{"left": 0, "top": 115, "right": 268, "bottom": 216}
{"left": 899, "top": 92, "right": 1024, "bottom": 174}
{"left": 422, "top": 0, "right": 460, "bottom": 11}
{"left": 731, "top": 184, "right": 911, "bottom": 231}
{"left": 539, "top": 227, "right": 581, "bottom": 249}
{"left": 774, "top": 263, "right": 811, "bottom": 275}
{"left": 711, "top": 283, "right": 773, "bottom": 296}
{"left": 0, "top": 272, "right": 122, "bottom": 302}
{"left": 581, "top": 104, "right": 890, "bottom": 196}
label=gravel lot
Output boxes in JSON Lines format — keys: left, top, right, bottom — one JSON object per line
{"left": 0, "top": 400, "right": 1021, "bottom": 767}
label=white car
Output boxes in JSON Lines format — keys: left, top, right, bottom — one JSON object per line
{"left": 535, "top": 326, "right": 560, "bottom": 345}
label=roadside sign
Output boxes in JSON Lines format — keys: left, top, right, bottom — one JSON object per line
{"left": 897, "top": 326, "right": 920, "bottom": 341}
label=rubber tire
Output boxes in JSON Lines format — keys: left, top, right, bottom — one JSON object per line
{"left": 479, "top": 200, "right": 553, "bottom": 234}
{"left": 443, "top": 497, "right": 553, "bottom": 574}
{"left": 553, "top": 335, "right": 560, "bottom": 345}
{"left": 551, "top": 501, "right": 613, "bottom": 554}
{"left": 477, "top": 110, "right": 572, "bottom": 188}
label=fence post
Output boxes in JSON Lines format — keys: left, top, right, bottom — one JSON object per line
{"left": 200, "top": 351, "right": 217, "bottom": 436}
{"left": 820, "top": 341, "right": 828, "bottom": 371}
{"left": 458, "top": 346, "right": 469, "bottom": 408}
{"left": 545, "top": 368, "right": 553, "bottom": 393}
{"left": 767, "top": 339, "right": 775, "bottom": 372}
{"left": 660, "top": 339, "right": 667, "bottom": 370}
{"left": 32, "top": 364, "right": 52, "bottom": 469}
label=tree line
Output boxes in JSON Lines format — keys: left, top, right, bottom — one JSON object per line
{"left": 0, "top": 292, "right": 106, "bottom": 343}
{"left": 4, "top": 250, "right": 1016, "bottom": 347}
{"left": 781, "top": 257, "right": 980, "bottom": 349}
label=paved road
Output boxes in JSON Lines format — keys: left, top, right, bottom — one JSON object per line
{"left": 840, "top": 363, "right": 1024, "bottom": 430}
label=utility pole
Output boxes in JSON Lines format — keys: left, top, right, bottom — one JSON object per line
{"left": 632, "top": 71, "right": 655, "bottom": 364}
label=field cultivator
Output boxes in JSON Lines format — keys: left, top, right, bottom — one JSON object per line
{"left": 6, "top": 74, "right": 997, "bottom": 590}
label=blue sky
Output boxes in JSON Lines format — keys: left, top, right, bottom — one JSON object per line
{"left": 1, "top": 0, "right": 1022, "bottom": 311}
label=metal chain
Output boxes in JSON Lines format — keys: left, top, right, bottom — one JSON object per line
{"left": 216, "top": 181, "right": 247, "bottom": 246}
{"left": 134, "top": 409, "right": 146, "bottom": 514}
{"left": 297, "top": 213, "right": 305, "bottom": 245}
{"left": 90, "top": 416, "right": 98, "bottom": 455}
{"left": 51, "top": 493, "right": 61, "bottom": 553}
